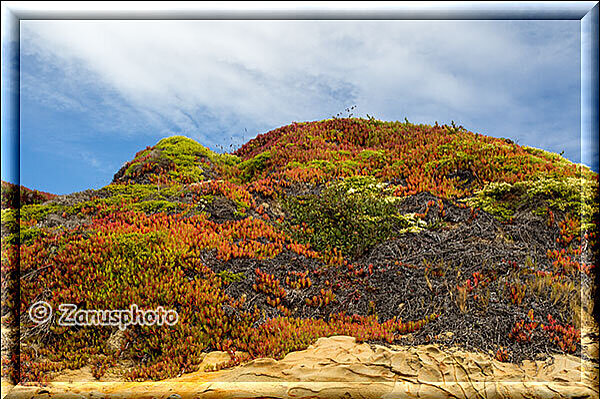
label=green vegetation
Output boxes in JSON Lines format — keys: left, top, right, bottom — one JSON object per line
{"left": 19, "top": 203, "right": 65, "bottom": 223}
{"left": 119, "top": 135, "right": 241, "bottom": 184}
{"left": 285, "top": 176, "right": 420, "bottom": 258}
{"left": 154, "top": 136, "right": 215, "bottom": 182}
{"left": 468, "top": 176, "right": 598, "bottom": 229}
{"left": 4, "top": 118, "right": 597, "bottom": 384}
{"left": 217, "top": 270, "right": 246, "bottom": 284}
{"left": 238, "top": 150, "right": 272, "bottom": 182}
{"left": 105, "top": 182, "right": 183, "bottom": 198}
{"left": 1, "top": 181, "right": 57, "bottom": 208}
{"left": 130, "top": 200, "right": 183, "bottom": 214}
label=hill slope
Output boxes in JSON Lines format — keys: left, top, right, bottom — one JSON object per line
{"left": 1, "top": 118, "right": 598, "bottom": 383}
{"left": 1, "top": 181, "right": 57, "bottom": 209}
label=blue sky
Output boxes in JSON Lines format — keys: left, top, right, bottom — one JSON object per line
{"left": 2, "top": 19, "right": 594, "bottom": 194}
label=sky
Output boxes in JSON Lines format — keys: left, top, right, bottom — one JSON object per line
{"left": 1, "top": 18, "right": 594, "bottom": 194}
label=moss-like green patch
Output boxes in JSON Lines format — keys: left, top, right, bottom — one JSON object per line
{"left": 19, "top": 203, "right": 66, "bottom": 223}
{"left": 218, "top": 153, "right": 242, "bottom": 167}
{"left": 359, "top": 149, "right": 385, "bottom": 162}
{"left": 467, "top": 176, "right": 599, "bottom": 230}
{"left": 20, "top": 226, "right": 49, "bottom": 246}
{"left": 104, "top": 182, "right": 183, "bottom": 198}
{"left": 237, "top": 150, "right": 272, "bottom": 182}
{"left": 216, "top": 270, "right": 246, "bottom": 284}
{"left": 396, "top": 213, "right": 428, "bottom": 234}
{"left": 1, "top": 208, "right": 18, "bottom": 245}
{"left": 154, "top": 136, "right": 214, "bottom": 182}
{"left": 466, "top": 182, "right": 517, "bottom": 220}
{"left": 522, "top": 146, "right": 571, "bottom": 168}
{"left": 73, "top": 184, "right": 213, "bottom": 216}
{"left": 1, "top": 208, "right": 52, "bottom": 246}
{"left": 119, "top": 136, "right": 240, "bottom": 184}
{"left": 1, "top": 208, "right": 17, "bottom": 226}
{"left": 130, "top": 200, "right": 183, "bottom": 215}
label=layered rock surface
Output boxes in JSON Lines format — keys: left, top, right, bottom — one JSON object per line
{"left": 6, "top": 335, "right": 598, "bottom": 399}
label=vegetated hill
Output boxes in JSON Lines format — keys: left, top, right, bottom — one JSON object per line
{"left": 1, "top": 181, "right": 57, "bottom": 209}
{"left": 1, "top": 118, "right": 598, "bottom": 383}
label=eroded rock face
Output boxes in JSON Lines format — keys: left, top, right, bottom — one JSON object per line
{"left": 7, "top": 336, "right": 598, "bottom": 399}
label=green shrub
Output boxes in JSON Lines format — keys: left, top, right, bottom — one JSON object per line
{"left": 285, "top": 176, "right": 407, "bottom": 258}
{"left": 468, "top": 176, "right": 598, "bottom": 229}
{"left": 238, "top": 151, "right": 272, "bottom": 182}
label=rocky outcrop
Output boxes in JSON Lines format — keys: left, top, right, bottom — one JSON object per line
{"left": 6, "top": 335, "right": 598, "bottom": 398}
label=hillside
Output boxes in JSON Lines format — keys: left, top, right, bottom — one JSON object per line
{"left": 1, "top": 181, "right": 57, "bottom": 209}
{"left": 1, "top": 117, "right": 598, "bottom": 385}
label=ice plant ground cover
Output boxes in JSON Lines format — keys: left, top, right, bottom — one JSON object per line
{"left": 1, "top": 117, "right": 597, "bottom": 382}
{"left": 1, "top": 181, "right": 57, "bottom": 209}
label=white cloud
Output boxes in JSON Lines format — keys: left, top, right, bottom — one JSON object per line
{"left": 20, "top": 20, "right": 581, "bottom": 158}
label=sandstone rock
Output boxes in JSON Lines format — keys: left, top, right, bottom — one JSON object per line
{"left": 5, "top": 336, "right": 598, "bottom": 399}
